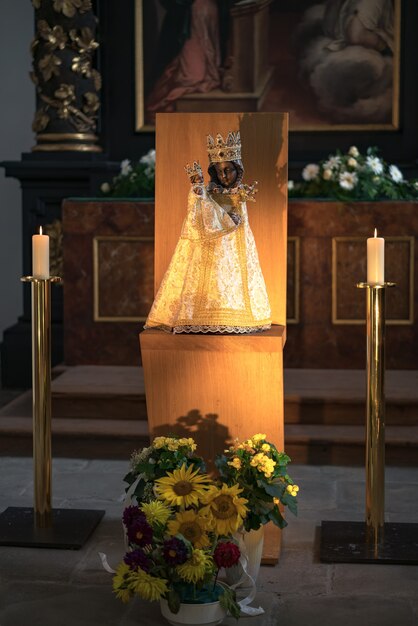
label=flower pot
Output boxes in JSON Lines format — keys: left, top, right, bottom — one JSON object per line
{"left": 160, "top": 598, "right": 227, "bottom": 626}
{"left": 226, "top": 525, "right": 265, "bottom": 585}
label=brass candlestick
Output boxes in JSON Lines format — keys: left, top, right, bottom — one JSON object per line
{"left": 357, "top": 281, "right": 395, "bottom": 552}
{"left": 320, "top": 279, "right": 418, "bottom": 565}
{"left": 0, "top": 275, "right": 105, "bottom": 549}
{"left": 22, "top": 276, "right": 62, "bottom": 528}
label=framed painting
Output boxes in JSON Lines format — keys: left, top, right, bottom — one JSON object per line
{"left": 135, "top": 0, "right": 401, "bottom": 132}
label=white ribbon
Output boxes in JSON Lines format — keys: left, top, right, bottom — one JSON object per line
{"left": 99, "top": 552, "right": 116, "bottom": 574}
{"left": 228, "top": 532, "right": 264, "bottom": 616}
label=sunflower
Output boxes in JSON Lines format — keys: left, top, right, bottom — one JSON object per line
{"left": 130, "top": 569, "right": 168, "bottom": 601}
{"left": 112, "top": 562, "right": 134, "bottom": 604}
{"left": 176, "top": 548, "right": 213, "bottom": 584}
{"left": 167, "top": 509, "right": 210, "bottom": 548}
{"left": 201, "top": 484, "right": 248, "bottom": 535}
{"left": 155, "top": 463, "right": 211, "bottom": 508}
{"left": 140, "top": 500, "right": 171, "bottom": 526}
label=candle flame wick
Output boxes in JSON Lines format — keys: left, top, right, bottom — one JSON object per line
{"left": 374, "top": 228, "right": 377, "bottom": 238}
{"left": 39, "top": 226, "right": 43, "bottom": 236}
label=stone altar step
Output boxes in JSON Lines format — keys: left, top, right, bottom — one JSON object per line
{"left": 1, "top": 366, "right": 418, "bottom": 463}
{"left": 50, "top": 366, "right": 418, "bottom": 426}
{"left": 0, "top": 390, "right": 149, "bottom": 458}
{"left": 51, "top": 366, "right": 147, "bottom": 420}
{"left": 284, "top": 369, "right": 418, "bottom": 425}
{"left": 285, "top": 424, "right": 418, "bottom": 467}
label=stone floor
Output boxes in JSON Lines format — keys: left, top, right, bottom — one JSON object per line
{"left": 0, "top": 458, "right": 417, "bottom": 626}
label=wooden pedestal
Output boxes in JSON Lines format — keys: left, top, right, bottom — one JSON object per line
{"left": 140, "top": 324, "right": 285, "bottom": 562}
{"left": 141, "top": 112, "right": 288, "bottom": 563}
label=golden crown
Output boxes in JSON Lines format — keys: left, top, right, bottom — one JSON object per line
{"left": 207, "top": 131, "right": 241, "bottom": 164}
{"left": 184, "top": 161, "right": 203, "bottom": 177}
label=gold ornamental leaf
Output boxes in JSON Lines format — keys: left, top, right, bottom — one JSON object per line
{"left": 30, "top": 38, "right": 39, "bottom": 54}
{"left": 38, "top": 54, "right": 61, "bottom": 82}
{"left": 51, "top": 26, "right": 68, "bottom": 50}
{"left": 79, "top": 27, "right": 99, "bottom": 52}
{"left": 37, "top": 20, "right": 51, "bottom": 40}
{"left": 82, "top": 91, "right": 100, "bottom": 114}
{"left": 71, "top": 56, "right": 92, "bottom": 77}
{"left": 53, "top": 0, "right": 82, "bottom": 19}
{"left": 91, "top": 69, "right": 102, "bottom": 91}
{"left": 54, "top": 83, "right": 75, "bottom": 101}
{"left": 32, "top": 109, "right": 50, "bottom": 132}
{"left": 79, "top": 0, "right": 92, "bottom": 13}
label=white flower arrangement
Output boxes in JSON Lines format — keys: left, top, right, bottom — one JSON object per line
{"left": 100, "top": 149, "right": 156, "bottom": 198}
{"left": 290, "top": 147, "right": 418, "bottom": 201}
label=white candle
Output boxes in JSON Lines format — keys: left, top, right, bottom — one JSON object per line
{"left": 367, "top": 228, "right": 384, "bottom": 284}
{"left": 32, "top": 226, "right": 49, "bottom": 279}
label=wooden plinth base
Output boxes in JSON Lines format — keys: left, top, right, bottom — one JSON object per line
{"left": 140, "top": 325, "right": 285, "bottom": 563}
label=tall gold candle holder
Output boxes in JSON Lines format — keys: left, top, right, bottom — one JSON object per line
{"left": 0, "top": 276, "right": 104, "bottom": 549}
{"left": 320, "top": 281, "right": 418, "bottom": 564}
{"left": 357, "top": 282, "right": 394, "bottom": 552}
{"left": 25, "top": 276, "right": 61, "bottom": 528}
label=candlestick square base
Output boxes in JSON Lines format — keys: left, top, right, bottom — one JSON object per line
{"left": 320, "top": 520, "right": 418, "bottom": 564}
{"left": 0, "top": 507, "right": 105, "bottom": 549}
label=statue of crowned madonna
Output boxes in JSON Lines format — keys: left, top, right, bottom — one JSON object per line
{"left": 144, "top": 131, "right": 271, "bottom": 334}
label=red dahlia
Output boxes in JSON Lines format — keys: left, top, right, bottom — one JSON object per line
{"left": 213, "top": 541, "right": 241, "bottom": 569}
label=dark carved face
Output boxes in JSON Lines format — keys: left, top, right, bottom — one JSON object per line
{"left": 213, "top": 161, "right": 238, "bottom": 188}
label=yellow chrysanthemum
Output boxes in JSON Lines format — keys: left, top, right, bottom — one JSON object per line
{"left": 155, "top": 463, "right": 211, "bottom": 508}
{"left": 250, "top": 452, "right": 276, "bottom": 478}
{"left": 201, "top": 484, "right": 248, "bottom": 535}
{"left": 113, "top": 562, "right": 134, "bottom": 604}
{"left": 286, "top": 484, "right": 299, "bottom": 497}
{"left": 178, "top": 437, "right": 197, "bottom": 451}
{"left": 261, "top": 443, "right": 270, "bottom": 452}
{"left": 153, "top": 436, "right": 167, "bottom": 449}
{"left": 252, "top": 433, "right": 267, "bottom": 443}
{"left": 167, "top": 509, "right": 210, "bottom": 548}
{"left": 250, "top": 452, "right": 268, "bottom": 467}
{"left": 130, "top": 569, "right": 168, "bottom": 601}
{"left": 176, "top": 548, "right": 213, "bottom": 584}
{"left": 227, "top": 457, "right": 242, "bottom": 470}
{"left": 238, "top": 443, "right": 255, "bottom": 453}
{"left": 140, "top": 500, "right": 172, "bottom": 526}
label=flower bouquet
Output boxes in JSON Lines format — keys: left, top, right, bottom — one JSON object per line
{"left": 289, "top": 146, "right": 418, "bottom": 202}
{"left": 214, "top": 434, "right": 298, "bottom": 585}
{"left": 113, "top": 436, "right": 249, "bottom": 622}
{"left": 216, "top": 433, "right": 299, "bottom": 532}
{"left": 100, "top": 149, "right": 155, "bottom": 198}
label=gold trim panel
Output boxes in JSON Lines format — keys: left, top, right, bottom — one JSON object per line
{"left": 332, "top": 236, "right": 414, "bottom": 325}
{"left": 286, "top": 236, "right": 300, "bottom": 324}
{"left": 135, "top": 0, "right": 145, "bottom": 132}
{"left": 32, "top": 143, "right": 102, "bottom": 152}
{"left": 93, "top": 236, "right": 154, "bottom": 322}
{"left": 36, "top": 133, "right": 99, "bottom": 141}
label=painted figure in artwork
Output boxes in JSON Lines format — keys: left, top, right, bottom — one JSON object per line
{"left": 146, "top": 0, "right": 221, "bottom": 123}
{"left": 144, "top": 131, "right": 271, "bottom": 334}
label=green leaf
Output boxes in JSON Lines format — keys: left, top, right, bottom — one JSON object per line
{"left": 262, "top": 482, "right": 286, "bottom": 499}
{"left": 167, "top": 589, "right": 181, "bottom": 614}
{"left": 268, "top": 506, "right": 288, "bottom": 529}
{"left": 286, "top": 496, "right": 298, "bottom": 517}
{"left": 219, "top": 587, "right": 241, "bottom": 620}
